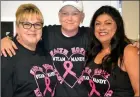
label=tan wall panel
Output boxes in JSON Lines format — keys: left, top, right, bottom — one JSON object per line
{"left": 122, "top": 1, "right": 139, "bottom": 40}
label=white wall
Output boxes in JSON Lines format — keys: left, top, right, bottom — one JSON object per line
{"left": 1, "top": 1, "right": 120, "bottom": 27}
{"left": 122, "top": 1, "right": 139, "bottom": 40}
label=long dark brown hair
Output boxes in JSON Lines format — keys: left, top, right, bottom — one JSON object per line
{"left": 87, "top": 5, "right": 131, "bottom": 74}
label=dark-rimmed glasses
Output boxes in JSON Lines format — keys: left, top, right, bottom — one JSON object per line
{"left": 19, "top": 22, "right": 43, "bottom": 30}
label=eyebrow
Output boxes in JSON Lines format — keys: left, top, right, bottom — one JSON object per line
{"left": 95, "top": 19, "right": 113, "bottom": 22}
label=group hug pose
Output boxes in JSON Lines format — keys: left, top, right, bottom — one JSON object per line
{"left": 1, "top": 1, "right": 139, "bottom": 97}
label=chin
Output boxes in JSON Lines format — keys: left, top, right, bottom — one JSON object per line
{"left": 27, "top": 39, "right": 38, "bottom": 44}
{"left": 67, "top": 27, "right": 78, "bottom": 31}
{"left": 100, "top": 40, "right": 110, "bottom": 44}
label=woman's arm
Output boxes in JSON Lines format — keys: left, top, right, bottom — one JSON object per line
{"left": 123, "top": 44, "right": 139, "bottom": 96}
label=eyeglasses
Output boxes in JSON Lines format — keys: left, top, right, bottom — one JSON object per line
{"left": 19, "top": 22, "right": 43, "bottom": 30}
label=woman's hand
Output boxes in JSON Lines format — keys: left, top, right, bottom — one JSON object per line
{"left": 1, "top": 37, "right": 18, "bottom": 57}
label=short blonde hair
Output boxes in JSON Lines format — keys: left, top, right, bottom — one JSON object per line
{"left": 16, "top": 3, "right": 44, "bottom": 26}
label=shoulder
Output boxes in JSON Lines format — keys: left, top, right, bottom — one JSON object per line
{"left": 123, "top": 44, "right": 139, "bottom": 68}
{"left": 42, "top": 25, "right": 61, "bottom": 39}
{"left": 1, "top": 55, "right": 16, "bottom": 68}
{"left": 80, "top": 26, "right": 89, "bottom": 29}
{"left": 124, "top": 44, "right": 139, "bottom": 57}
{"left": 43, "top": 25, "right": 61, "bottom": 30}
{"left": 79, "top": 26, "right": 89, "bottom": 32}
{"left": 79, "top": 26, "right": 90, "bottom": 36}
{"left": 42, "top": 25, "right": 61, "bottom": 34}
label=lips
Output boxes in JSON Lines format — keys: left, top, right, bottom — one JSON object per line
{"left": 27, "top": 34, "right": 36, "bottom": 36}
{"left": 99, "top": 32, "right": 108, "bottom": 36}
{"left": 66, "top": 23, "right": 74, "bottom": 25}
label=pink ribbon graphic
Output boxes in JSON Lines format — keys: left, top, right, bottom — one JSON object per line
{"left": 88, "top": 80, "right": 100, "bottom": 97}
{"left": 61, "top": 61, "right": 77, "bottom": 83}
{"left": 43, "top": 76, "right": 52, "bottom": 96}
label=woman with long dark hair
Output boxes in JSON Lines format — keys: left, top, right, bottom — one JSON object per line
{"left": 83, "top": 5, "right": 139, "bottom": 97}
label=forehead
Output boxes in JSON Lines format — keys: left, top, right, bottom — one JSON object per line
{"left": 60, "top": 5, "right": 80, "bottom": 12}
{"left": 96, "top": 14, "right": 114, "bottom": 22}
{"left": 20, "top": 13, "right": 42, "bottom": 22}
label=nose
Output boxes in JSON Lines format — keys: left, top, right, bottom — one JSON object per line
{"left": 99, "top": 24, "right": 106, "bottom": 31}
{"left": 30, "top": 25, "right": 36, "bottom": 31}
{"left": 67, "top": 14, "right": 72, "bottom": 21}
